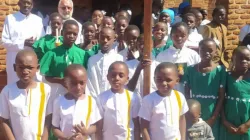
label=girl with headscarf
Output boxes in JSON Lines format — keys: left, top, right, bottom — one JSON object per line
{"left": 159, "top": 9, "right": 175, "bottom": 35}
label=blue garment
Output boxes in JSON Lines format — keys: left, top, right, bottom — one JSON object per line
{"left": 178, "top": 2, "right": 190, "bottom": 14}
{"left": 161, "top": 9, "right": 175, "bottom": 25}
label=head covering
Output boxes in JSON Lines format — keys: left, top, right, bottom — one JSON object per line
{"left": 178, "top": 2, "right": 190, "bottom": 15}
{"left": 161, "top": 9, "right": 175, "bottom": 25}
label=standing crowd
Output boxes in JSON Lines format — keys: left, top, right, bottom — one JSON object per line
{"left": 0, "top": 0, "right": 250, "bottom": 140}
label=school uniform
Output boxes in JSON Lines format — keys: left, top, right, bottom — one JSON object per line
{"left": 112, "top": 41, "right": 127, "bottom": 53}
{"left": 138, "top": 90, "right": 189, "bottom": 140}
{"left": 119, "top": 48, "right": 140, "bottom": 61}
{"left": 156, "top": 45, "right": 200, "bottom": 93}
{"left": 98, "top": 89, "right": 141, "bottom": 140}
{"left": 186, "top": 28, "right": 203, "bottom": 49}
{"left": 125, "top": 59, "right": 140, "bottom": 79}
{"left": 52, "top": 95, "right": 102, "bottom": 139}
{"left": 201, "top": 19, "right": 210, "bottom": 25}
{"left": 152, "top": 39, "right": 173, "bottom": 58}
{"left": 1, "top": 11, "right": 45, "bottom": 84}
{"left": 239, "top": 24, "right": 250, "bottom": 42}
{"left": 87, "top": 49, "right": 123, "bottom": 98}
{"left": 0, "top": 82, "right": 52, "bottom": 140}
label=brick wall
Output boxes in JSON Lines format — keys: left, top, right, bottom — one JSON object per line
{"left": 227, "top": 0, "right": 250, "bottom": 48}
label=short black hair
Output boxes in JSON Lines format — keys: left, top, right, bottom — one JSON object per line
{"left": 125, "top": 25, "right": 140, "bottom": 35}
{"left": 102, "top": 16, "right": 114, "bottom": 24}
{"left": 63, "top": 20, "right": 79, "bottom": 31}
{"left": 108, "top": 61, "right": 129, "bottom": 74}
{"left": 154, "top": 22, "right": 168, "bottom": 31}
{"left": 232, "top": 46, "right": 250, "bottom": 58}
{"left": 200, "top": 9, "right": 208, "bottom": 14}
{"left": 170, "top": 22, "right": 189, "bottom": 36}
{"left": 100, "top": 27, "right": 115, "bottom": 36}
{"left": 64, "top": 64, "right": 87, "bottom": 78}
{"left": 189, "top": 9, "right": 202, "bottom": 16}
{"left": 49, "top": 12, "right": 62, "bottom": 20}
{"left": 115, "top": 16, "right": 129, "bottom": 24}
{"left": 183, "top": 13, "right": 196, "bottom": 20}
{"left": 82, "top": 21, "right": 96, "bottom": 30}
{"left": 199, "top": 38, "right": 216, "bottom": 48}
{"left": 212, "top": 5, "right": 226, "bottom": 17}
{"left": 154, "top": 62, "right": 178, "bottom": 76}
{"left": 187, "top": 99, "right": 201, "bottom": 110}
{"left": 117, "top": 10, "right": 131, "bottom": 21}
{"left": 15, "top": 50, "right": 38, "bottom": 63}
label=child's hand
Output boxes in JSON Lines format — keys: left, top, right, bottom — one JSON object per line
{"left": 237, "top": 123, "right": 249, "bottom": 135}
{"left": 74, "top": 133, "right": 84, "bottom": 140}
{"left": 24, "top": 37, "right": 35, "bottom": 47}
{"left": 223, "top": 120, "right": 238, "bottom": 134}
{"left": 138, "top": 59, "right": 152, "bottom": 70}
{"left": 206, "top": 117, "right": 216, "bottom": 127}
{"left": 74, "top": 122, "right": 88, "bottom": 136}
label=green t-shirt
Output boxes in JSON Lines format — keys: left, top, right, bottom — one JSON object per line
{"left": 152, "top": 39, "right": 173, "bottom": 57}
{"left": 40, "top": 44, "right": 88, "bottom": 78}
{"left": 32, "top": 35, "right": 63, "bottom": 61}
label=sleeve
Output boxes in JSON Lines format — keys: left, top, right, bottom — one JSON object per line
{"left": 32, "top": 38, "right": 44, "bottom": 61}
{"left": 52, "top": 97, "right": 61, "bottom": 127}
{"left": 0, "top": 86, "right": 10, "bottom": 119}
{"left": 87, "top": 60, "right": 100, "bottom": 95}
{"left": 1, "top": 16, "right": 25, "bottom": 51}
{"left": 206, "top": 124, "right": 215, "bottom": 140}
{"left": 192, "top": 51, "right": 201, "bottom": 65}
{"left": 201, "top": 25, "right": 212, "bottom": 39}
{"left": 239, "top": 26, "right": 247, "bottom": 41}
{"left": 45, "top": 84, "right": 53, "bottom": 116}
{"left": 96, "top": 95, "right": 104, "bottom": 117}
{"left": 89, "top": 99, "right": 102, "bottom": 125}
{"left": 180, "top": 94, "right": 189, "bottom": 115}
{"left": 40, "top": 51, "right": 54, "bottom": 76}
{"left": 132, "top": 93, "right": 142, "bottom": 118}
{"left": 138, "top": 97, "right": 152, "bottom": 121}
{"left": 36, "top": 18, "right": 45, "bottom": 39}
{"left": 219, "top": 66, "right": 227, "bottom": 88}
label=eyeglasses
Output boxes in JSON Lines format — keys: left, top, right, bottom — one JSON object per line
{"left": 60, "top": 6, "right": 72, "bottom": 10}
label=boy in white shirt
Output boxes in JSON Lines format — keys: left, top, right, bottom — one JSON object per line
{"left": 87, "top": 27, "right": 123, "bottom": 98}
{"left": 52, "top": 64, "right": 101, "bottom": 140}
{"left": 0, "top": 50, "right": 52, "bottom": 140}
{"left": 139, "top": 62, "right": 189, "bottom": 140}
{"left": 97, "top": 61, "right": 141, "bottom": 140}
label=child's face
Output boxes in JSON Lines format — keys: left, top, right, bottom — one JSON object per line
{"left": 199, "top": 41, "right": 216, "bottom": 61}
{"left": 234, "top": 49, "right": 250, "bottom": 72}
{"left": 115, "top": 12, "right": 129, "bottom": 21}
{"left": 102, "top": 18, "right": 114, "bottom": 29}
{"left": 154, "top": 67, "right": 179, "bottom": 94}
{"left": 214, "top": 9, "right": 226, "bottom": 24}
{"left": 63, "top": 24, "right": 79, "bottom": 46}
{"left": 92, "top": 11, "right": 103, "bottom": 25}
{"left": 153, "top": 23, "right": 167, "bottom": 41}
{"left": 65, "top": 69, "right": 87, "bottom": 98}
{"left": 186, "top": 106, "right": 201, "bottom": 123}
{"left": 171, "top": 26, "right": 188, "bottom": 49}
{"left": 184, "top": 16, "right": 196, "bottom": 29}
{"left": 51, "top": 16, "right": 63, "bottom": 32}
{"left": 137, "top": 36, "right": 144, "bottom": 55}
{"left": 14, "top": 55, "right": 39, "bottom": 84}
{"left": 107, "top": 64, "right": 129, "bottom": 91}
{"left": 125, "top": 30, "right": 140, "bottom": 49}
{"left": 99, "top": 29, "right": 115, "bottom": 53}
{"left": 83, "top": 25, "right": 96, "bottom": 41}
{"left": 159, "top": 13, "right": 171, "bottom": 24}
{"left": 115, "top": 19, "right": 129, "bottom": 37}
{"left": 196, "top": 13, "right": 203, "bottom": 27}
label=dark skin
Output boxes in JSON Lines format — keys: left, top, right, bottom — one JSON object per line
{"left": 115, "top": 19, "right": 129, "bottom": 43}
{"left": 171, "top": 26, "right": 189, "bottom": 49}
{"left": 81, "top": 25, "right": 97, "bottom": 50}
{"left": 45, "top": 24, "right": 79, "bottom": 86}
{"left": 186, "top": 103, "right": 201, "bottom": 124}
{"left": 222, "top": 48, "right": 250, "bottom": 135}
{"left": 153, "top": 23, "right": 167, "bottom": 49}
{"left": 125, "top": 29, "right": 140, "bottom": 61}
{"left": 185, "top": 41, "right": 224, "bottom": 127}
{"left": 101, "top": 17, "right": 114, "bottom": 29}
{"left": 212, "top": 8, "right": 226, "bottom": 25}
{"left": 51, "top": 16, "right": 63, "bottom": 36}
{"left": 53, "top": 68, "right": 98, "bottom": 140}
{"left": 183, "top": 16, "right": 196, "bottom": 30}
{"left": 99, "top": 28, "right": 115, "bottom": 54}
{"left": 141, "top": 67, "right": 186, "bottom": 140}
{"left": 159, "top": 13, "right": 171, "bottom": 24}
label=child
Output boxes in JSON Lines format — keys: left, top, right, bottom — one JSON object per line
{"left": 120, "top": 25, "right": 140, "bottom": 61}
{"left": 80, "top": 22, "right": 98, "bottom": 51}
{"left": 87, "top": 27, "right": 123, "bottom": 98}
{"left": 92, "top": 10, "right": 104, "bottom": 38}
{"left": 159, "top": 9, "right": 175, "bottom": 35}
{"left": 152, "top": 22, "right": 173, "bottom": 58}
{"left": 220, "top": 46, "right": 250, "bottom": 140}
{"left": 139, "top": 62, "right": 189, "bottom": 140}
{"left": 52, "top": 64, "right": 101, "bottom": 140}
{"left": 183, "top": 13, "right": 203, "bottom": 51}
{"left": 0, "top": 50, "right": 52, "bottom": 140}
{"left": 101, "top": 16, "right": 115, "bottom": 29}
{"left": 97, "top": 61, "right": 141, "bottom": 140}
{"left": 156, "top": 22, "right": 200, "bottom": 93}
{"left": 183, "top": 39, "right": 226, "bottom": 139}
{"left": 115, "top": 10, "right": 131, "bottom": 22}
{"left": 200, "top": 9, "right": 210, "bottom": 25}
{"left": 113, "top": 16, "right": 129, "bottom": 53}
{"left": 186, "top": 99, "right": 214, "bottom": 140}
{"left": 33, "top": 12, "right": 63, "bottom": 61}
{"left": 40, "top": 20, "right": 88, "bottom": 87}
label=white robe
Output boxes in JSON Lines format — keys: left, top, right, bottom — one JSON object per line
{"left": 2, "top": 11, "right": 45, "bottom": 84}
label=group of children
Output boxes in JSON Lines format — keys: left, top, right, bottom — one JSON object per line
{"left": 0, "top": 3, "right": 250, "bottom": 140}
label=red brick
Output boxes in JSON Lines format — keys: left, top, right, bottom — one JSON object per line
{"left": 240, "top": 15, "right": 250, "bottom": 19}
{"left": 229, "top": 0, "right": 234, "bottom": 4}
{"left": 228, "top": 9, "right": 235, "bottom": 14}
{"left": 235, "top": 9, "right": 246, "bottom": 14}
{"left": 228, "top": 14, "right": 239, "bottom": 20}
{"left": 5, "top": 0, "right": 18, "bottom": 5}
{"left": 236, "top": 0, "right": 247, "bottom": 4}
{"left": 233, "top": 30, "right": 240, "bottom": 35}
{"left": 228, "top": 25, "right": 238, "bottom": 30}
{"left": 0, "top": 5, "right": 10, "bottom": 11}
{"left": 229, "top": 4, "right": 240, "bottom": 9}
{"left": 234, "top": 20, "right": 245, "bottom": 25}
{"left": 228, "top": 35, "right": 238, "bottom": 40}
{"left": 232, "top": 40, "right": 239, "bottom": 45}
{"left": 241, "top": 5, "right": 250, "bottom": 9}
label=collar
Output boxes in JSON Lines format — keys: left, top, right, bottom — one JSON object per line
{"left": 17, "top": 11, "right": 31, "bottom": 18}
{"left": 194, "top": 118, "right": 204, "bottom": 124}
{"left": 98, "top": 48, "right": 116, "bottom": 55}
{"left": 189, "top": 28, "right": 198, "bottom": 34}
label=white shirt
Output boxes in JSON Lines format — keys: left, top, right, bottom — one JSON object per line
{"left": 156, "top": 45, "right": 200, "bottom": 93}
{"left": 46, "top": 17, "right": 83, "bottom": 44}
{"left": 98, "top": 89, "right": 141, "bottom": 140}
{"left": 119, "top": 48, "right": 140, "bottom": 61}
{"left": 125, "top": 59, "right": 140, "bottom": 79}
{"left": 239, "top": 24, "right": 250, "bottom": 41}
{"left": 201, "top": 19, "right": 210, "bottom": 25}
{"left": 186, "top": 28, "right": 203, "bottom": 48}
{"left": 112, "top": 41, "right": 128, "bottom": 53}
{"left": 87, "top": 49, "right": 124, "bottom": 98}
{"left": 0, "top": 82, "right": 52, "bottom": 140}
{"left": 138, "top": 91, "right": 189, "bottom": 140}
{"left": 2, "top": 11, "right": 45, "bottom": 84}
{"left": 52, "top": 95, "right": 102, "bottom": 139}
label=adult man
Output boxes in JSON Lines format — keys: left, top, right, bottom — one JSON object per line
{"left": 46, "top": 0, "right": 83, "bottom": 44}
{"left": 2, "top": 0, "right": 45, "bottom": 84}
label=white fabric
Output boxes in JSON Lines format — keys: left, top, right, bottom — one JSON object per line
{"left": 173, "top": 16, "right": 182, "bottom": 24}
{"left": 0, "top": 82, "right": 52, "bottom": 140}
{"left": 36, "top": 11, "right": 49, "bottom": 31}
{"left": 138, "top": 91, "right": 189, "bottom": 140}
{"left": 112, "top": 41, "right": 128, "bottom": 53}
{"left": 167, "top": 23, "right": 171, "bottom": 35}
{"left": 200, "top": 19, "right": 210, "bottom": 25}
{"left": 52, "top": 95, "right": 102, "bottom": 139}
{"left": 87, "top": 49, "right": 123, "bottom": 98}
{"left": 2, "top": 11, "right": 45, "bottom": 84}
{"left": 46, "top": 17, "right": 83, "bottom": 44}
{"left": 186, "top": 28, "right": 203, "bottom": 48}
{"left": 239, "top": 25, "right": 250, "bottom": 41}
{"left": 156, "top": 45, "right": 200, "bottom": 93}
{"left": 119, "top": 48, "right": 140, "bottom": 61}
{"left": 125, "top": 59, "right": 140, "bottom": 79}
{"left": 97, "top": 89, "right": 141, "bottom": 140}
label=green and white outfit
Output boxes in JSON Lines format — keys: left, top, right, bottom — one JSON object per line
{"left": 184, "top": 65, "right": 227, "bottom": 139}
{"left": 220, "top": 72, "right": 250, "bottom": 140}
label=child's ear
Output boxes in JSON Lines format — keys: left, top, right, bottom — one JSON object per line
{"left": 13, "top": 64, "right": 16, "bottom": 72}
{"left": 176, "top": 77, "right": 180, "bottom": 84}
{"left": 37, "top": 64, "right": 40, "bottom": 71}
